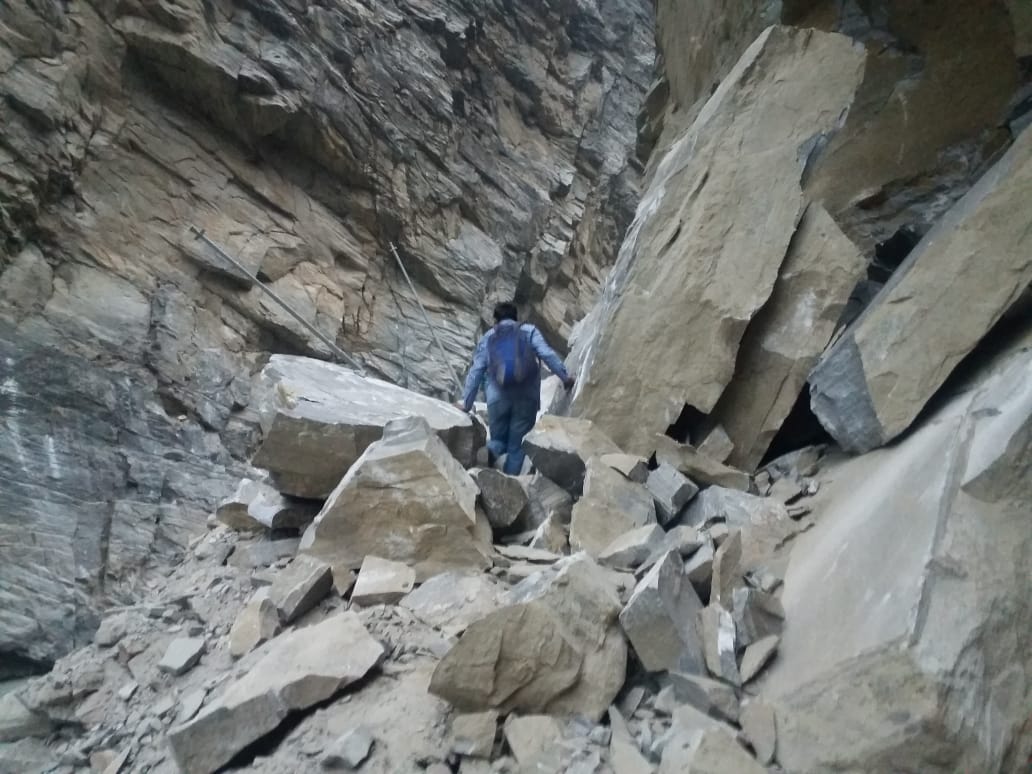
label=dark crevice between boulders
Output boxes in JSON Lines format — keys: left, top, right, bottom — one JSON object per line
{"left": 664, "top": 403, "right": 708, "bottom": 446}
{"left": 760, "top": 385, "right": 832, "bottom": 468}
{"left": 0, "top": 652, "right": 53, "bottom": 681}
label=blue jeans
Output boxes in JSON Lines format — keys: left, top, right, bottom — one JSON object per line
{"left": 486, "top": 394, "right": 539, "bottom": 475}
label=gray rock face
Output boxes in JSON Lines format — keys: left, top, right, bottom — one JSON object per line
{"left": 168, "top": 612, "right": 383, "bottom": 774}
{"left": 253, "top": 356, "right": 482, "bottom": 497}
{"left": 0, "top": 0, "right": 653, "bottom": 664}
{"left": 619, "top": 550, "right": 705, "bottom": 674}
{"left": 570, "top": 457, "right": 657, "bottom": 556}
{"left": 0, "top": 693, "right": 50, "bottom": 743}
{"left": 760, "top": 341, "right": 1032, "bottom": 772}
{"left": 521, "top": 416, "right": 623, "bottom": 496}
{"left": 599, "top": 525, "right": 667, "bottom": 569}
{"left": 566, "top": 26, "right": 866, "bottom": 455}
{"left": 300, "top": 417, "right": 489, "bottom": 582}
{"left": 809, "top": 125, "right": 1032, "bottom": 453}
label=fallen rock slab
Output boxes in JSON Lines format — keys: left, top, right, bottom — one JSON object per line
{"left": 682, "top": 486, "right": 788, "bottom": 529}
{"left": 503, "top": 714, "right": 563, "bottom": 768}
{"left": 400, "top": 572, "right": 504, "bottom": 635}
{"left": 652, "top": 435, "right": 751, "bottom": 491}
{"left": 267, "top": 554, "right": 333, "bottom": 624}
{"left": 0, "top": 693, "right": 50, "bottom": 743}
{"left": 322, "top": 726, "right": 374, "bottom": 769}
{"left": 659, "top": 727, "right": 766, "bottom": 774}
{"left": 451, "top": 711, "right": 498, "bottom": 758}
{"left": 646, "top": 463, "right": 699, "bottom": 524}
{"left": 739, "top": 700, "right": 777, "bottom": 765}
{"left": 158, "top": 637, "right": 205, "bottom": 676}
{"left": 521, "top": 415, "right": 622, "bottom": 495}
{"left": 600, "top": 453, "right": 650, "bottom": 483}
{"left": 168, "top": 612, "right": 384, "bottom": 774}
{"left": 665, "top": 672, "right": 739, "bottom": 723}
{"left": 740, "top": 634, "right": 779, "bottom": 684}
{"left": 619, "top": 550, "right": 705, "bottom": 674}
{"left": 599, "top": 524, "right": 666, "bottom": 569}
{"left": 472, "top": 469, "right": 528, "bottom": 532}
{"left": 228, "top": 589, "right": 280, "bottom": 658}
{"left": 570, "top": 457, "right": 657, "bottom": 556}
{"left": 698, "top": 604, "right": 740, "bottom": 686}
{"left": 732, "top": 588, "right": 784, "bottom": 648}
{"left": 808, "top": 124, "right": 1032, "bottom": 453}
{"left": 351, "top": 555, "right": 416, "bottom": 606}
{"left": 252, "top": 355, "right": 481, "bottom": 497}
{"left": 300, "top": 416, "right": 489, "bottom": 582}
{"left": 218, "top": 478, "right": 320, "bottom": 532}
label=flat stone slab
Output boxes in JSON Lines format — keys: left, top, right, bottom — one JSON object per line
{"left": 399, "top": 572, "right": 504, "bottom": 636}
{"left": 158, "top": 637, "right": 205, "bottom": 676}
{"left": 351, "top": 556, "right": 416, "bottom": 606}
{"left": 521, "top": 415, "right": 622, "bottom": 496}
{"left": 267, "top": 554, "right": 333, "bottom": 624}
{"left": 252, "top": 355, "right": 481, "bottom": 497}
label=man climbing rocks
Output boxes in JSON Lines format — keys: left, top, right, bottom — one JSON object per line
{"left": 458, "top": 302, "right": 574, "bottom": 475}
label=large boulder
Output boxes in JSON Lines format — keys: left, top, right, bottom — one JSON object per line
{"left": 809, "top": 124, "right": 1032, "bottom": 453}
{"left": 565, "top": 26, "right": 865, "bottom": 455}
{"left": 300, "top": 417, "right": 490, "bottom": 581}
{"left": 570, "top": 457, "right": 658, "bottom": 556}
{"left": 521, "top": 415, "right": 622, "bottom": 496}
{"left": 758, "top": 341, "right": 1032, "bottom": 772}
{"left": 708, "top": 203, "right": 865, "bottom": 470}
{"left": 252, "top": 356, "right": 482, "bottom": 497}
{"left": 430, "top": 554, "right": 627, "bottom": 720}
{"left": 168, "top": 612, "right": 383, "bottom": 774}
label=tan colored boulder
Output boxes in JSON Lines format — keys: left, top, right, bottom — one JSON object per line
{"left": 216, "top": 477, "right": 319, "bottom": 531}
{"left": 659, "top": 727, "right": 766, "bottom": 774}
{"left": 708, "top": 203, "right": 865, "bottom": 470}
{"left": 351, "top": 555, "right": 416, "bottom": 606}
{"left": 300, "top": 416, "right": 489, "bottom": 582}
{"left": 228, "top": 589, "right": 280, "bottom": 658}
{"left": 266, "top": 554, "right": 332, "bottom": 624}
{"left": 652, "top": 435, "right": 751, "bottom": 491}
{"left": 521, "top": 415, "right": 622, "bottom": 495}
{"left": 399, "top": 572, "right": 505, "bottom": 636}
{"left": 168, "top": 612, "right": 383, "bottom": 774}
{"left": 566, "top": 26, "right": 865, "bottom": 454}
{"left": 570, "top": 457, "right": 657, "bottom": 556}
{"left": 809, "top": 124, "right": 1032, "bottom": 453}
{"left": 252, "top": 355, "right": 481, "bottom": 497}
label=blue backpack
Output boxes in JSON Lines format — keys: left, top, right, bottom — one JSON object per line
{"left": 488, "top": 324, "right": 539, "bottom": 387}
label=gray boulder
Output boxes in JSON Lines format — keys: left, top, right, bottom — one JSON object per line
{"left": 570, "top": 457, "right": 657, "bottom": 556}
{"left": 521, "top": 416, "right": 622, "bottom": 496}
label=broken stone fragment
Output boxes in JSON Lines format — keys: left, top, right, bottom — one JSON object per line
{"left": 216, "top": 477, "right": 320, "bottom": 531}
{"left": 521, "top": 415, "right": 622, "bottom": 496}
{"left": 658, "top": 727, "right": 766, "bottom": 774}
{"left": 732, "top": 588, "right": 785, "bottom": 648}
{"left": 528, "top": 515, "right": 569, "bottom": 554}
{"left": 698, "top": 604, "right": 740, "bottom": 686}
{"left": 351, "top": 556, "right": 416, "bottom": 606}
{"left": 682, "top": 486, "right": 788, "bottom": 529}
{"left": 494, "top": 544, "right": 560, "bottom": 564}
{"left": 570, "top": 457, "right": 657, "bottom": 556}
{"left": 252, "top": 355, "right": 481, "bottom": 497}
{"left": 710, "top": 530, "right": 743, "bottom": 608}
{"left": 228, "top": 589, "right": 280, "bottom": 658}
{"left": 619, "top": 550, "right": 705, "bottom": 674}
{"left": 300, "top": 416, "right": 489, "bottom": 581}
{"left": 267, "top": 554, "right": 333, "bottom": 624}
{"left": 652, "top": 436, "right": 751, "bottom": 491}
{"left": 739, "top": 699, "right": 777, "bottom": 765}
{"left": 646, "top": 463, "right": 699, "bottom": 524}
{"left": 599, "top": 525, "right": 666, "bottom": 569}
{"left": 683, "top": 540, "right": 715, "bottom": 593}
{"left": 599, "top": 453, "right": 650, "bottom": 484}
{"left": 178, "top": 689, "right": 207, "bottom": 724}
{"left": 664, "top": 672, "right": 739, "bottom": 723}
{"left": 697, "top": 426, "right": 735, "bottom": 465}
{"left": 158, "top": 637, "right": 205, "bottom": 676}
{"left": 399, "top": 572, "right": 504, "bottom": 636}
{"left": 514, "top": 473, "right": 573, "bottom": 533}
{"left": 322, "top": 726, "right": 375, "bottom": 769}
{"left": 503, "top": 714, "right": 564, "bottom": 768}
{"left": 451, "top": 710, "right": 498, "bottom": 758}
{"left": 740, "top": 634, "right": 780, "bottom": 684}
{"left": 608, "top": 707, "right": 651, "bottom": 774}
{"left": 168, "top": 612, "right": 383, "bottom": 774}
{"left": 472, "top": 468, "right": 528, "bottom": 532}
{"left": 228, "top": 538, "right": 300, "bottom": 570}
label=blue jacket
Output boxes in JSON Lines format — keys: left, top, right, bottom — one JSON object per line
{"left": 461, "top": 320, "right": 569, "bottom": 411}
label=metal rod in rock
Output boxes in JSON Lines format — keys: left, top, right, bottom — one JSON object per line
{"left": 389, "top": 242, "right": 463, "bottom": 394}
{"left": 189, "top": 226, "right": 367, "bottom": 374}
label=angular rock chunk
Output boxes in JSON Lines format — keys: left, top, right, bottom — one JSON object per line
{"left": 697, "top": 426, "right": 734, "bottom": 465}
{"left": 252, "top": 355, "right": 480, "bottom": 497}
{"left": 665, "top": 672, "right": 739, "bottom": 723}
{"left": 351, "top": 556, "right": 416, "bottom": 606}
{"left": 431, "top": 555, "right": 626, "bottom": 720}
{"left": 521, "top": 416, "right": 622, "bottom": 495}
{"left": 740, "top": 634, "right": 779, "bottom": 684}
{"left": 599, "top": 525, "right": 666, "bottom": 569}
{"left": 739, "top": 700, "right": 777, "bottom": 765}
{"left": 451, "top": 711, "right": 498, "bottom": 758}
{"left": 608, "top": 707, "right": 651, "bottom": 774}
{"left": 710, "top": 530, "right": 743, "bottom": 607}
{"left": 646, "top": 463, "right": 699, "bottom": 524}
{"left": 709, "top": 204, "right": 865, "bottom": 470}
{"left": 514, "top": 473, "right": 573, "bottom": 533}
{"left": 732, "top": 588, "right": 785, "bottom": 648}
{"left": 267, "top": 554, "right": 333, "bottom": 624}
{"left": 810, "top": 125, "right": 1032, "bottom": 453}
{"left": 228, "top": 538, "right": 299, "bottom": 570}
{"left": 216, "top": 477, "right": 320, "bottom": 531}
{"left": 566, "top": 26, "right": 866, "bottom": 455}
{"left": 659, "top": 727, "right": 766, "bottom": 774}
{"left": 168, "top": 612, "right": 383, "bottom": 774}
{"left": 698, "top": 604, "right": 740, "bottom": 686}
{"left": 399, "top": 572, "right": 504, "bottom": 636}
{"left": 570, "top": 458, "right": 657, "bottom": 556}
{"left": 0, "top": 693, "right": 50, "bottom": 743}
{"left": 600, "top": 453, "right": 650, "bottom": 484}
{"left": 93, "top": 613, "right": 131, "bottom": 648}
{"left": 300, "top": 417, "right": 489, "bottom": 581}
{"left": 652, "top": 436, "right": 751, "bottom": 491}
{"left": 503, "top": 714, "right": 563, "bottom": 767}
{"left": 158, "top": 637, "right": 205, "bottom": 676}
{"left": 322, "top": 726, "right": 374, "bottom": 769}
{"left": 228, "top": 589, "right": 280, "bottom": 658}
{"left": 682, "top": 486, "right": 787, "bottom": 529}
{"left": 683, "top": 541, "right": 715, "bottom": 591}
{"left": 472, "top": 469, "right": 528, "bottom": 532}
{"left": 619, "top": 550, "right": 704, "bottom": 674}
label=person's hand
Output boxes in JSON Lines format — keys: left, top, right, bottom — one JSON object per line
{"left": 563, "top": 375, "right": 576, "bottom": 391}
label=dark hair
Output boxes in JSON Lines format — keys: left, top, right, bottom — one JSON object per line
{"left": 493, "top": 302, "right": 518, "bottom": 323}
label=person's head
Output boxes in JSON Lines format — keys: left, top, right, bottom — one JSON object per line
{"left": 493, "top": 302, "right": 518, "bottom": 324}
